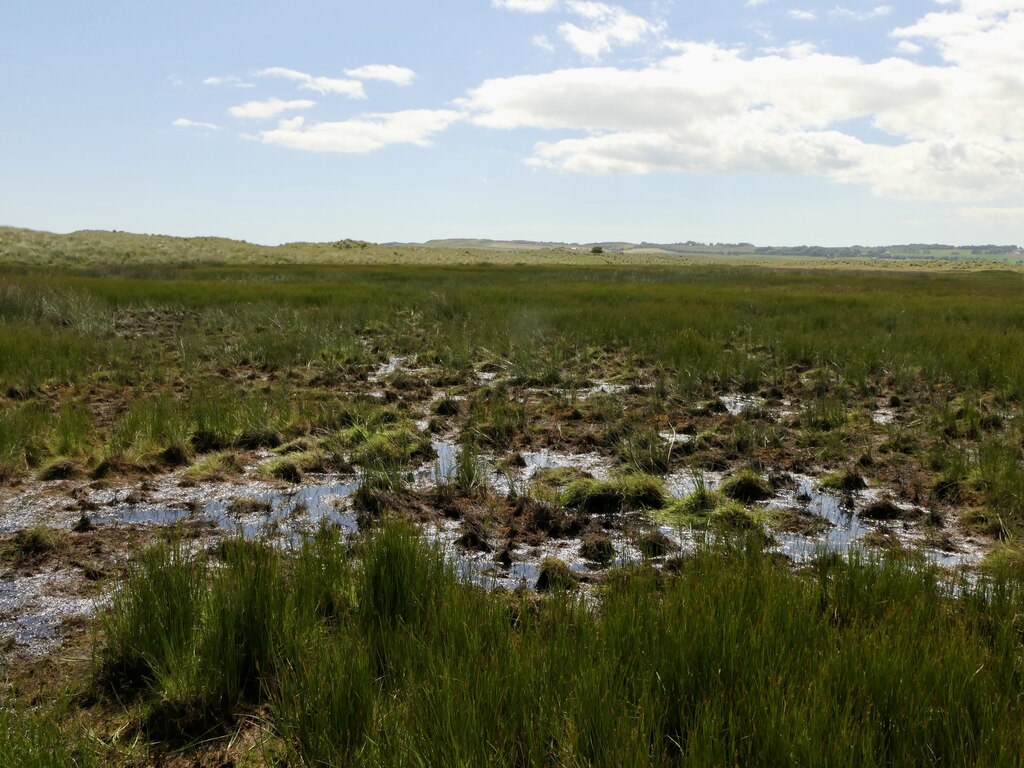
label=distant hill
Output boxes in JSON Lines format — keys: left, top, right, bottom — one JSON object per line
{"left": 0, "top": 226, "right": 1020, "bottom": 268}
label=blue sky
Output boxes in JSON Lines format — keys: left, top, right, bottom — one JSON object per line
{"left": 1, "top": 0, "right": 1021, "bottom": 245}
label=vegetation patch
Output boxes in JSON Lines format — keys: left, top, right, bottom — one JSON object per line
{"left": 560, "top": 474, "right": 667, "bottom": 514}
{"left": 182, "top": 450, "right": 243, "bottom": 483}
{"left": 719, "top": 469, "right": 774, "bottom": 502}
{"left": 6, "top": 526, "right": 65, "bottom": 566}
{"left": 535, "top": 557, "right": 579, "bottom": 591}
{"left": 16, "top": 523, "right": 1012, "bottom": 765}
{"left": 820, "top": 467, "right": 868, "bottom": 492}
{"left": 579, "top": 531, "right": 615, "bottom": 565}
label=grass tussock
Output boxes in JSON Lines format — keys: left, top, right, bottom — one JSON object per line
{"left": 560, "top": 473, "right": 667, "bottom": 514}
{"left": 660, "top": 487, "right": 765, "bottom": 534}
{"left": 6, "top": 525, "right": 65, "bottom": 565}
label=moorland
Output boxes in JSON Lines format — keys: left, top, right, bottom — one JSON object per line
{"left": 1, "top": 227, "right": 1024, "bottom": 766}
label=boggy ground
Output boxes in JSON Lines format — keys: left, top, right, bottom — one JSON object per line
{"left": 2, "top": 256, "right": 1024, "bottom": 765}
{"left": 0, "top": 342, "right": 1002, "bottom": 658}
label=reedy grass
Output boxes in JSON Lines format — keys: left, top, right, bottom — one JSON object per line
{"left": 84, "top": 521, "right": 1024, "bottom": 766}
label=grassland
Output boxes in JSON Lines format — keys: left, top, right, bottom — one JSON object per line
{"left": 2, "top": 228, "right": 1024, "bottom": 765}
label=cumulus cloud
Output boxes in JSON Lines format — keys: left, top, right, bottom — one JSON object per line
{"left": 228, "top": 98, "right": 316, "bottom": 119}
{"left": 492, "top": 0, "right": 559, "bottom": 11}
{"left": 788, "top": 9, "right": 817, "bottom": 20}
{"left": 181, "top": 0, "right": 1024, "bottom": 209}
{"left": 558, "top": 1, "right": 665, "bottom": 59}
{"left": 460, "top": 0, "right": 1024, "bottom": 205}
{"left": 257, "top": 67, "right": 366, "bottom": 98}
{"left": 258, "top": 109, "right": 464, "bottom": 153}
{"left": 173, "top": 118, "right": 220, "bottom": 130}
{"left": 343, "top": 64, "right": 417, "bottom": 86}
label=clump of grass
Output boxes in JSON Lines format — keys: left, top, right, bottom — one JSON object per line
{"left": 36, "top": 457, "right": 82, "bottom": 481}
{"left": 560, "top": 474, "right": 666, "bottom": 514}
{"left": 862, "top": 527, "right": 904, "bottom": 551}
{"left": 235, "top": 428, "right": 282, "bottom": 450}
{"left": 182, "top": 450, "right": 243, "bottom": 482}
{"left": 719, "top": 469, "right": 774, "bottom": 502}
{"left": 535, "top": 557, "right": 579, "bottom": 591}
{"left": 226, "top": 496, "right": 272, "bottom": 517}
{"left": 98, "top": 540, "right": 208, "bottom": 695}
{"left": 616, "top": 427, "right": 672, "bottom": 474}
{"left": 352, "top": 462, "right": 408, "bottom": 517}
{"left": 529, "top": 466, "right": 592, "bottom": 501}
{"left": 981, "top": 541, "right": 1024, "bottom": 580}
{"left": 932, "top": 457, "right": 973, "bottom": 503}
{"left": 767, "top": 506, "right": 832, "bottom": 536}
{"left": 258, "top": 456, "right": 301, "bottom": 481}
{"left": 579, "top": 532, "right": 615, "bottom": 565}
{"left": 637, "top": 529, "right": 673, "bottom": 558}
{"left": 660, "top": 488, "right": 764, "bottom": 534}
{"left": 801, "top": 396, "right": 846, "bottom": 431}
{"left": 347, "top": 423, "right": 431, "bottom": 469}
{"left": 453, "top": 441, "right": 486, "bottom": 495}
{"left": 466, "top": 387, "right": 526, "bottom": 448}
{"left": 710, "top": 499, "right": 765, "bottom": 532}
{"left": 8, "top": 525, "right": 64, "bottom": 565}
{"left": 861, "top": 497, "right": 907, "bottom": 521}
{"left": 820, "top": 467, "right": 867, "bottom": 492}
{"left": 157, "top": 440, "right": 193, "bottom": 468}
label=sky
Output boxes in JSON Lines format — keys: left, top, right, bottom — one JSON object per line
{"left": 1, "top": 0, "right": 1022, "bottom": 246}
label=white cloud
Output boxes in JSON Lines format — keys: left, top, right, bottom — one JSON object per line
{"left": 460, "top": 2, "right": 1024, "bottom": 206}
{"left": 788, "top": 9, "right": 817, "bottom": 20}
{"left": 228, "top": 98, "right": 316, "bottom": 119}
{"left": 558, "top": 1, "right": 665, "bottom": 59}
{"left": 257, "top": 67, "right": 366, "bottom": 98}
{"left": 203, "top": 75, "right": 254, "bottom": 88}
{"left": 185, "top": 0, "right": 1024, "bottom": 213}
{"left": 173, "top": 118, "right": 220, "bottom": 130}
{"left": 258, "top": 109, "right": 464, "bottom": 153}
{"left": 492, "top": 0, "right": 559, "bottom": 11}
{"left": 343, "top": 64, "right": 417, "bottom": 86}
{"left": 830, "top": 5, "right": 892, "bottom": 21}
{"left": 959, "top": 206, "right": 1024, "bottom": 224}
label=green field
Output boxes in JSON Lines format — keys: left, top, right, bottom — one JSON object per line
{"left": 2, "top": 229, "right": 1024, "bottom": 766}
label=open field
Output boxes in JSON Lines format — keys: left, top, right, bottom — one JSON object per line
{"left": 2, "top": 230, "right": 1024, "bottom": 765}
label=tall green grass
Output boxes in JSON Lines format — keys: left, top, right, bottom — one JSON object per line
{"left": 91, "top": 522, "right": 1024, "bottom": 765}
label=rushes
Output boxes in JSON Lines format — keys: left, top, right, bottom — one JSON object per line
{"left": 84, "top": 522, "right": 1024, "bottom": 765}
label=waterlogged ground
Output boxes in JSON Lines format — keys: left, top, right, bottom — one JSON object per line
{"left": 0, "top": 353, "right": 995, "bottom": 658}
